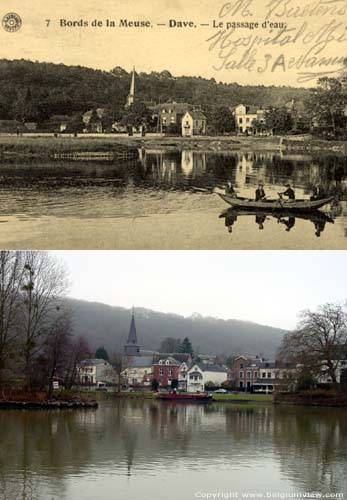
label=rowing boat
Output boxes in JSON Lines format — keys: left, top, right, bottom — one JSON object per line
{"left": 218, "top": 194, "right": 335, "bottom": 211}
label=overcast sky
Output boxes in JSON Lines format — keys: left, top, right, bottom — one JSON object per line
{"left": 53, "top": 251, "right": 346, "bottom": 330}
{"left": 1, "top": 0, "right": 343, "bottom": 87}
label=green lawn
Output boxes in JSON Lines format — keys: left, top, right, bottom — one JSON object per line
{"left": 212, "top": 393, "right": 273, "bottom": 402}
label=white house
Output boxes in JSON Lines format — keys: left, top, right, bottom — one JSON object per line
{"left": 178, "top": 362, "right": 190, "bottom": 391}
{"left": 234, "top": 104, "right": 267, "bottom": 135}
{"left": 77, "top": 359, "right": 116, "bottom": 386}
{"left": 181, "top": 110, "right": 207, "bottom": 137}
{"left": 187, "top": 363, "right": 228, "bottom": 392}
{"left": 122, "top": 355, "right": 153, "bottom": 387}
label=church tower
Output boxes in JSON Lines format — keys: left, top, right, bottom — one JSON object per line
{"left": 124, "top": 308, "right": 140, "bottom": 356}
{"left": 126, "top": 68, "right": 136, "bottom": 107}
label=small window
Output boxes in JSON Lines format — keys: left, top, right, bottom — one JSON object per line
{"left": 159, "top": 369, "right": 163, "bottom": 376}
{"left": 254, "top": 371, "right": 258, "bottom": 378}
{"left": 267, "top": 372, "right": 271, "bottom": 378}
{"left": 240, "top": 364, "right": 243, "bottom": 369}
{"left": 239, "top": 371, "right": 243, "bottom": 378}
{"left": 239, "top": 118, "right": 243, "bottom": 124}
{"left": 246, "top": 371, "right": 251, "bottom": 378}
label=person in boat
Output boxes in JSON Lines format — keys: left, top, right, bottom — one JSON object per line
{"left": 310, "top": 184, "right": 326, "bottom": 201}
{"left": 225, "top": 182, "right": 236, "bottom": 197}
{"left": 279, "top": 184, "right": 295, "bottom": 200}
{"left": 255, "top": 183, "right": 266, "bottom": 201}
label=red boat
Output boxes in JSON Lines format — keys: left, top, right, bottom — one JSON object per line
{"left": 155, "top": 392, "right": 212, "bottom": 402}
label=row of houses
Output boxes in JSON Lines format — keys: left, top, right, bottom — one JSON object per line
{"left": 76, "top": 311, "right": 347, "bottom": 394}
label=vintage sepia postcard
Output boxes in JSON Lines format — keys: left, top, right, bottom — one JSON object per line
{"left": 0, "top": 0, "right": 346, "bottom": 249}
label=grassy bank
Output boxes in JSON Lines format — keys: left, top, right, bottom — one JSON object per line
{"left": 0, "top": 136, "right": 139, "bottom": 160}
{"left": 212, "top": 393, "right": 273, "bottom": 403}
{"left": 274, "top": 390, "right": 347, "bottom": 408}
{"left": 0, "top": 388, "right": 97, "bottom": 405}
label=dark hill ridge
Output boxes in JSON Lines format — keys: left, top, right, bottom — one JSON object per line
{"left": 0, "top": 58, "right": 310, "bottom": 122}
{"left": 67, "top": 298, "right": 287, "bottom": 358}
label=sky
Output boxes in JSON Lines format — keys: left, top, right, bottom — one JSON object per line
{"left": 53, "top": 250, "right": 346, "bottom": 330}
{"left": 1, "top": 0, "right": 346, "bottom": 87}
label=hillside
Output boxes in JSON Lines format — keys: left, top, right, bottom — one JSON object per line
{"left": 0, "top": 59, "right": 310, "bottom": 123}
{"left": 68, "top": 299, "right": 287, "bottom": 359}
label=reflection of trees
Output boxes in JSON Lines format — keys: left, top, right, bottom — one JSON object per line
{"left": 1, "top": 401, "right": 347, "bottom": 496}
{"left": 272, "top": 406, "right": 347, "bottom": 493}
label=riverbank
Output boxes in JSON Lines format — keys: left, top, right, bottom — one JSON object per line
{"left": 111, "top": 391, "right": 272, "bottom": 403}
{"left": 0, "top": 389, "right": 98, "bottom": 409}
{"left": 274, "top": 390, "right": 347, "bottom": 408}
{"left": 0, "top": 133, "right": 346, "bottom": 157}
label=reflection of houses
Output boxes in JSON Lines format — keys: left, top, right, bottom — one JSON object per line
{"left": 187, "top": 363, "right": 228, "bottom": 392}
{"left": 181, "top": 110, "right": 207, "bottom": 137}
{"left": 181, "top": 151, "right": 207, "bottom": 177}
{"left": 77, "top": 359, "right": 116, "bottom": 386}
{"left": 234, "top": 104, "right": 267, "bottom": 135}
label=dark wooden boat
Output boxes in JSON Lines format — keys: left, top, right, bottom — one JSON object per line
{"left": 155, "top": 392, "right": 212, "bottom": 402}
{"left": 218, "top": 193, "right": 334, "bottom": 211}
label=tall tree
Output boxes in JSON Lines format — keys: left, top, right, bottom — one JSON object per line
{"left": 17, "top": 251, "right": 68, "bottom": 390}
{"left": 63, "top": 335, "right": 91, "bottom": 389}
{"left": 95, "top": 346, "right": 109, "bottom": 361}
{"left": 0, "top": 251, "right": 25, "bottom": 385}
{"left": 280, "top": 302, "right": 347, "bottom": 386}
{"left": 179, "top": 337, "right": 194, "bottom": 354}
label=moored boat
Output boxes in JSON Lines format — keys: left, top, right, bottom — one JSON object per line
{"left": 218, "top": 193, "right": 334, "bottom": 211}
{"left": 155, "top": 392, "right": 212, "bottom": 402}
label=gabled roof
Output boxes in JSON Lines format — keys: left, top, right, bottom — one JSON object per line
{"left": 186, "top": 110, "right": 206, "bottom": 120}
{"left": 154, "top": 356, "right": 181, "bottom": 366}
{"left": 189, "top": 363, "right": 228, "bottom": 373}
{"left": 79, "top": 358, "right": 109, "bottom": 367}
{"left": 153, "top": 353, "right": 191, "bottom": 363}
{"left": 128, "top": 356, "right": 154, "bottom": 368}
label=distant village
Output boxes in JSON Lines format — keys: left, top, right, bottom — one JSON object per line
{"left": 1, "top": 68, "right": 311, "bottom": 138}
{"left": 76, "top": 310, "right": 347, "bottom": 395}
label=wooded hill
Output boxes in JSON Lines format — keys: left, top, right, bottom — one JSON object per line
{"left": 0, "top": 59, "right": 310, "bottom": 123}
{"left": 68, "top": 299, "right": 287, "bottom": 359}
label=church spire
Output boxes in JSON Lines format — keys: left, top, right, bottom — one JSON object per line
{"left": 124, "top": 307, "right": 140, "bottom": 356}
{"left": 126, "top": 67, "right": 136, "bottom": 107}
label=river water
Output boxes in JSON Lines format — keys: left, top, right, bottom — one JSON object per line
{"left": 0, "top": 400, "right": 346, "bottom": 500}
{"left": 0, "top": 149, "right": 346, "bottom": 249}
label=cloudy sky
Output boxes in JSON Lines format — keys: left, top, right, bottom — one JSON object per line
{"left": 1, "top": 0, "right": 344, "bottom": 87}
{"left": 54, "top": 251, "right": 346, "bottom": 330}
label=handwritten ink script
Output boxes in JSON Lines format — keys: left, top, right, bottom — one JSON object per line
{"left": 206, "top": 0, "right": 347, "bottom": 83}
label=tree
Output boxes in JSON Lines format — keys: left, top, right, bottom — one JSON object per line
{"left": 305, "top": 77, "right": 347, "bottom": 136}
{"left": 265, "top": 107, "right": 293, "bottom": 134}
{"left": 121, "top": 102, "right": 152, "bottom": 131}
{"left": 63, "top": 335, "right": 91, "bottom": 389}
{"left": 17, "top": 251, "right": 68, "bottom": 390}
{"left": 210, "top": 106, "right": 235, "bottom": 134}
{"left": 280, "top": 302, "right": 347, "bottom": 387}
{"left": 159, "top": 337, "right": 182, "bottom": 353}
{"left": 179, "top": 337, "right": 193, "bottom": 354}
{"left": 95, "top": 346, "right": 109, "bottom": 361}
{"left": 111, "top": 352, "right": 131, "bottom": 392}
{"left": 66, "top": 113, "right": 84, "bottom": 133}
{"left": 171, "top": 379, "right": 179, "bottom": 390}
{"left": 0, "top": 251, "right": 25, "bottom": 385}
{"left": 151, "top": 378, "right": 159, "bottom": 392}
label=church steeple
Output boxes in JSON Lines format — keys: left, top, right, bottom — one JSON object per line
{"left": 124, "top": 307, "right": 140, "bottom": 356}
{"left": 126, "top": 68, "right": 136, "bottom": 107}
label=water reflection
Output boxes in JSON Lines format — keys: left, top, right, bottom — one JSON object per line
{"left": 220, "top": 208, "right": 335, "bottom": 237}
{"left": 0, "top": 401, "right": 346, "bottom": 500}
{"left": 0, "top": 149, "right": 346, "bottom": 248}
